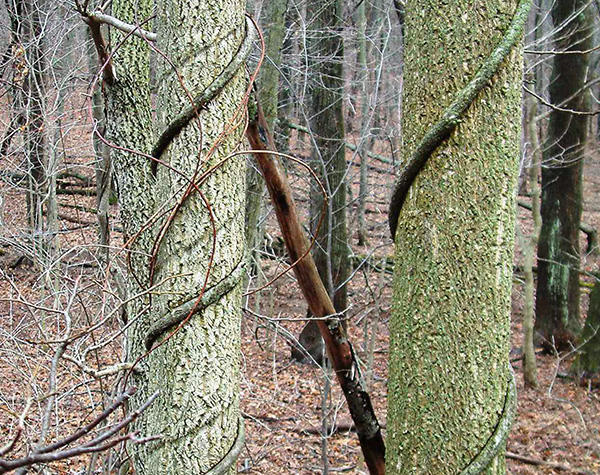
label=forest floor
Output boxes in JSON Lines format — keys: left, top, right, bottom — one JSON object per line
{"left": 235, "top": 138, "right": 600, "bottom": 474}
{"left": 0, "top": 116, "right": 599, "bottom": 474}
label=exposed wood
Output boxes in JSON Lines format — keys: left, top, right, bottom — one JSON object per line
{"left": 247, "top": 99, "right": 385, "bottom": 475}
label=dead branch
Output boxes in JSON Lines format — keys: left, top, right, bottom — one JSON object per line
{"left": 87, "top": 11, "right": 157, "bottom": 42}
{"left": 0, "top": 388, "right": 159, "bottom": 474}
{"left": 506, "top": 452, "right": 592, "bottom": 474}
{"left": 247, "top": 97, "right": 385, "bottom": 475}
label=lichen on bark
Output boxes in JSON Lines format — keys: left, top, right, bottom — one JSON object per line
{"left": 106, "top": 0, "right": 247, "bottom": 472}
{"left": 387, "top": 1, "right": 524, "bottom": 473}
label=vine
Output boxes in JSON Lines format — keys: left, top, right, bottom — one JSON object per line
{"left": 388, "top": 0, "right": 532, "bottom": 238}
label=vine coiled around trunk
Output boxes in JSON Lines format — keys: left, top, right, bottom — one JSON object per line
{"left": 150, "top": 15, "right": 256, "bottom": 167}
{"left": 388, "top": 1, "right": 530, "bottom": 472}
{"left": 460, "top": 366, "right": 517, "bottom": 474}
{"left": 388, "top": 0, "right": 532, "bottom": 239}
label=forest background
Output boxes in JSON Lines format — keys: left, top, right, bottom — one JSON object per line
{"left": 0, "top": 0, "right": 599, "bottom": 473}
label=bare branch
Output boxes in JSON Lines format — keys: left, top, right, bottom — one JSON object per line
{"left": 87, "top": 11, "right": 157, "bottom": 42}
{"left": 524, "top": 85, "right": 600, "bottom": 116}
{"left": 0, "top": 388, "right": 159, "bottom": 474}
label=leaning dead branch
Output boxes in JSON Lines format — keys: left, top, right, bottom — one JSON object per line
{"left": 246, "top": 97, "right": 386, "bottom": 475}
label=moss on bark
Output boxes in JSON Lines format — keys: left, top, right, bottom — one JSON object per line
{"left": 387, "top": 1, "right": 524, "bottom": 473}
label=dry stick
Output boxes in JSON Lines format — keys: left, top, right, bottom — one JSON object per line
{"left": 506, "top": 452, "right": 592, "bottom": 474}
{"left": 246, "top": 100, "right": 385, "bottom": 475}
{"left": 0, "top": 388, "right": 159, "bottom": 474}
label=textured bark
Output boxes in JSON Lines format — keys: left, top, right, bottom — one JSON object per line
{"left": 387, "top": 1, "right": 523, "bottom": 473}
{"left": 105, "top": 0, "right": 247, "bottom": 473}
{"left": 535, "top": 0, "right": 591, "bottom": 351}
{"left": 572, "top": 274, "right": 600, "bottom": 379}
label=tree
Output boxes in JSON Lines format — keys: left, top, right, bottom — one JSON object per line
{"left": 307, "top": 0, "right": 348, "bottom": 317}
{"left": 4, "top": 0, "right": 49, "bottom": 250}
{"left": 520, "top": 0, "right": 543, "bottom": 389}
{"left": 387, "top": 0, "right": 529, "bottom": 472}
{"left": 294, "top": 0, "right": 349, "bottom": 364}
{"left": 572, "top": 273, "right": 600, "bottom": 381}
{"left": 535, "top": 0, "right": 592, "bottom": 351}
{"left": 245, "top": 0, "right": 289, "bottom": 280}
{"left": 102, "top": 0, "right": 248, "bottom": 471}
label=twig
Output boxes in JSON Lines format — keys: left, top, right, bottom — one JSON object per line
{"left": 284, "top": 121, "right": 394, "bottom": 166}
{"left": 87, "top": 11, "right": 157, "bottom": 42}
{"left": 524, "top": 85, "right": 600, "bottom": 116}
{"left": 0, "top": 389, "right": 159, "bottom": 474}
{"left": 62, "top": 354, "right": 136, "bottom": 378}
{"left": 506, "top": 452, "right": 592, "bottom": 474}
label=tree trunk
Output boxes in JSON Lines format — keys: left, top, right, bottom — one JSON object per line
{"left": 535, "top": 0, "right": 592, "bottom": 351}
{"left": 245, "top": 0, "right": 289, "bottom": 273}
{"left": 521, "top": 0, "right": 542, "bottom": 389}
{"left": 387, "top": 0, "right": 525, "bottom": 472}
{"left": 295, "top": 0, "right": 349, "bottom": 364}
{"left": 308, "top": 0, "right": 348, "bottom": 314}
{"left": 87, "top": 28, "right": 112, "bottom": 259}
{"left": 572, "top": 273, "right": 600, "bottom": 380}
{"left": 10, "top": 0, "right": 47, "bottom": 246}
{"left": 105, "top": 0, "right": 247, "bottom": 472}
{"left": 258, "top": 0, "right": 288, "bottom": 132}
{"left": 356, "top": 0, "right": 372, "bottom": 247}
{"left": 522, "top": 91, "right": 541, "bottom": 389}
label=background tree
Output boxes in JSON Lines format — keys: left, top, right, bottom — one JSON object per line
{"left": 519, "top": 0, "right": 544, "bottom": 389}
{"left": 293, "top": 0, "right": 349, "bottom": 364}
{"left": 387, "top": 0, "right": 527, "bottom": 472}
{"left": 4, "top": 0, "right": 48, "bottom": 252}
{"left": 535, "top": 0, "right": 592, "bottom": 351}
{"left": 245, "top": 0, "right": 289, "bottom": 290}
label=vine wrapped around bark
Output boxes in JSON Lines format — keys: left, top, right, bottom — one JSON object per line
{"left": 388, "top": 0, "right": 532, "bottom": 239}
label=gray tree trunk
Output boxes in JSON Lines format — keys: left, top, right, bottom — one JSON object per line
{"left": 105, "top": 0, "right": 247, "bottom": 472}
{"left": 356, "top": 0, "right": 372, "bottom": 247}
{"left": 245, "top": 0, "right": 289, "bottom": 274}
{"left": 87, "top": 29, "right": 112, "bottom": 259}
{"left": 9, "top": 0, "right": 47, "bottom": 248}
{"left": 521, "top": 1, "right": 542, "bottom": 389}
{"left": 295, "top": 0, "right": 349, "bottom": 364}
